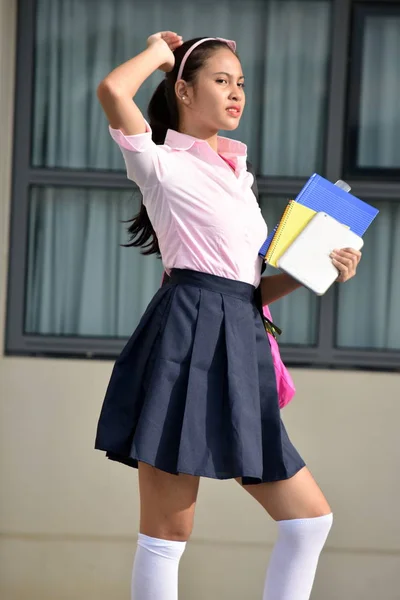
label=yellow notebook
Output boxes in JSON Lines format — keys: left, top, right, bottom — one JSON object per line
{"left": 266, "top": 201, "right": 316, "bottom": 268}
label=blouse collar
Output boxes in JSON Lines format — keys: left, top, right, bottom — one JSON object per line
{"left": 164, "top": 128, "right": 247, "bottom": 160}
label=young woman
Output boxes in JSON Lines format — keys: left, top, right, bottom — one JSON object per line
{"left": 95, "top": 32, "right": 361, "bottom": 600}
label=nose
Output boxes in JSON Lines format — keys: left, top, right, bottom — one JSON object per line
{"left": 229, "top": 87, "right": 243, "bottom": 102}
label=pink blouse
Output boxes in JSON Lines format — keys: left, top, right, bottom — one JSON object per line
{"left": 110, "top": 121, "right": 268, "bottom": 287}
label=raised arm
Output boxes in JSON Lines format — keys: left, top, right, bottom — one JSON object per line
{"left": 96, "top": 31, "right": 183, "bottom": 135}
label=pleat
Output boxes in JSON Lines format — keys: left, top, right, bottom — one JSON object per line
{"left": 246, "top": 316, "right": 288, "bottom": 483}
{"left": 177, "top": 288, "right": 228, "bottom": 476}
{"left": 95, "top": 283, "right": 173, "bottom": 455}
{"left": 222, "top": 295, "right": 264, "bottom": 478}
{"left": 244, "top": 309, "right": 305, "bottom": 484}
{"left": 129, "top": 284, "right": 200, "bottom": 472}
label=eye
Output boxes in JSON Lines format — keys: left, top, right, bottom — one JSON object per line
{"left": 216, "top": 79, "right": 246, "bottom": 89}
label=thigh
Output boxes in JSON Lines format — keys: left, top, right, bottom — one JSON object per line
{"left": 237, "top": 467, "right": 331, "bottom": 521}
{"left": 138, "top": 462, "right": 200, "bottom": 541}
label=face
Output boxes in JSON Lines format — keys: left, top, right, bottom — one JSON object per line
{"left": 176, "top": 48, "right": 246, "bottom": 134}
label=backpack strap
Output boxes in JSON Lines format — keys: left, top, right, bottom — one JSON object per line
{"left": 246, "top": 161, "right": 267, "bottom": 276}
{"left": 246, "top": 160, "right": 259, "bottom": 202}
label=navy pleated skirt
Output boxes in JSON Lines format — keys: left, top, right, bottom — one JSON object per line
{"left": 95, "top": 268, "right": 305, "bottom": 484}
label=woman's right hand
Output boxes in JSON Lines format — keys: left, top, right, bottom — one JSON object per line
{"left": 146, "top": 31, "right": 183, "bottom": 72}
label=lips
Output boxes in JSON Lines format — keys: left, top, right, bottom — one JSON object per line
{"left": 226, "top": 106, "right": 241, "bottom": 116}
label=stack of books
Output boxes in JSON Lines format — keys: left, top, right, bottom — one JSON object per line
{"left": 259, "top": 174, "right": 379, "bottom": 295}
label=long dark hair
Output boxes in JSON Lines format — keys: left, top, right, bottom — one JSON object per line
{"left": 125, "top": 38, "right": 237, "bottom": 256}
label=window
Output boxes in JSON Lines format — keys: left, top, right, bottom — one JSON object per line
{"left": 244, "top": 0, "right": 332, "bottom": 177}
{"left": 336, "top": 200, "right": 400, "bottom": 351}
{"left": 31, "top": 0, "right": 332, "bottom": 177}
{"left": 6, "top": 0, "right": 400, "bottom": 369}
{"left": 25, "top": 187, "right": 163, "bottom": 338}
{"left": 346, "top": 3, "right": 400, "bottom": 177}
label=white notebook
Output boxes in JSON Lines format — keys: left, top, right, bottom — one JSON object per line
{"left": 277, "top": 212, "right": 364, "bottom": 296}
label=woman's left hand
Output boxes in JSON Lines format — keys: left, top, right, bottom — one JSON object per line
{"left": 330, "top": 248, "right": 362, "bottom": 283}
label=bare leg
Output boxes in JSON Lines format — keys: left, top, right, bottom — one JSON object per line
{"left": 138, "top": 461, "right": 200, "bottom": 540}
{"left": 131, "top": 462, "right": 200, "bottom": 600}
{"left": 238, "top": 467, "right": 333, "bottom": 600}
{"left": 237, "top": 466, "right": 331, "bottom": 521}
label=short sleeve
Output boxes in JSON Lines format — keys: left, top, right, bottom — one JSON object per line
{"left": 109, "top": 120, "right": 167, "bottom": 189}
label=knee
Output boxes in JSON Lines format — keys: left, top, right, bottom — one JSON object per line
{"left": 162, "top": 525, "right": 193, "bottom": 542}
{"left": 161, "top": 516, "right": 195, "bottom": 542}
{"left": 277, "top": 513, "right": 333, "bottom": 550}
{"left": 141, "top": 520, "right": 194, "bottom": 542}
{"left": 307, "top": 511, "right": 333, "bottom": 535}
{"left": 136, "top": 532, "right": 187, "bottom": 563}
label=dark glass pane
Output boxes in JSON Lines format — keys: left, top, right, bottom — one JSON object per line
{"left": 25, "top": 186, "right": 163, "bottom": 336}
{"left": 336, "top": 201, "right": 400, "bottom": 350}
{"left": 351, "top": 10, "right": 400, "bottom": 170}
{"left": 257, "top": 0, "right": 331, "bottom": 176}
{"left": 358, "top": 13, "right": 400, "bottom": 168}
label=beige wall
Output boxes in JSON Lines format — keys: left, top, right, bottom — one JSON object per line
{"left": 1, "top": 2, "right": 400, "bottom": 599}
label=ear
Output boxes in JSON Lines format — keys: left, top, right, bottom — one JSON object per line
{"left": 175, "top": 81, "right": 190, "bottom": 103}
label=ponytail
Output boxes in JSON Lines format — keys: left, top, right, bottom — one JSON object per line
{"left": 148, "top": 78, "right": 179, "bottom": 144}
{"left": 123, "top": 203, "right": 160, "bottom": 256}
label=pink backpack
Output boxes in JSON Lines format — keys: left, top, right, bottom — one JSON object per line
{"left": 262, "top": 304, "right": 295, "bottom": 409}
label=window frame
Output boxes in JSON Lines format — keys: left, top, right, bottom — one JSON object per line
{"left": 344, "top": 1, "right": 400, "bottom": 179}
{"left": 5, "top": 0, "right": 400, "bottom": 369}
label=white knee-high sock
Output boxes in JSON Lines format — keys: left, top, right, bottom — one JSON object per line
{"left": 263, "top": 513, "right": 333, "bottom": 600}
{"left": 131, "top": 533, "right": 186, "bottom": 600}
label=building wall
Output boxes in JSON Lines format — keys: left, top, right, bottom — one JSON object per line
{"left": 1, "top": 1, "right": 399, "bottom": 598}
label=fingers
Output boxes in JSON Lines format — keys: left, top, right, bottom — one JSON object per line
{"left": 160, "top": 31, "right": 181, "bottom": 38}
{"left": 147, "top": 31, "right": 183, "bottom": 52}
{"left": 331, "top": 257, "right": 350, "bottom": 282}
{"left": 330, "top": 247, "right": 362, "bottom": 283}
{"left": 161, "top": 32, "right": 183, "bottom": 49}
{"left": 338, "top": 248, "right": 362, "bottom": 263}
{"left": 170, "top": 40, "right": 184, "bottom": 50}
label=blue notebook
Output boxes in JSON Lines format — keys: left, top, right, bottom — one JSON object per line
{"left": 295, "top": 174, "right": 378, "bottom": 236}
{"left": 259, "top": 223, "right": 278, "bottom": 258}
{"left": 259, "top": 173, "right": 379, "bottom": 258}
